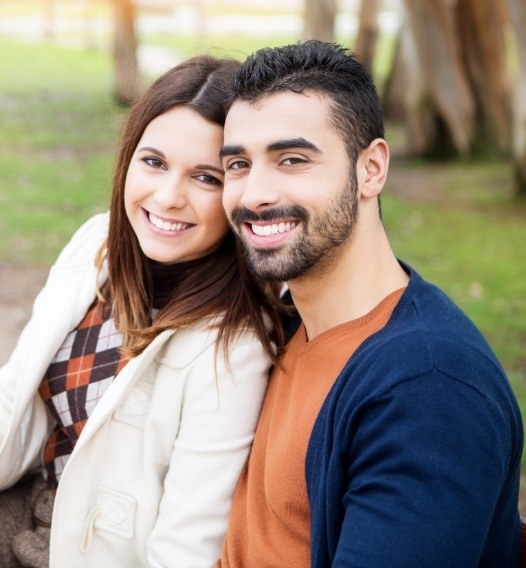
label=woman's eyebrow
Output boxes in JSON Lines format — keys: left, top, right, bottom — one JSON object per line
{"left": 196, "top": 164, "right": 225, "bottom": 175}
{"left": 137, "top": 146, "right": 166, "bottom": 158}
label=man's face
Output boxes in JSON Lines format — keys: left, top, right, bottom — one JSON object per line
{"left": 221, "top": 91, "right": 359, "bottom": 282}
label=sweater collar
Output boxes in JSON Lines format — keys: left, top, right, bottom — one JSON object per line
{"left": 147, "top": 254, "right": 212, "bottom": 310}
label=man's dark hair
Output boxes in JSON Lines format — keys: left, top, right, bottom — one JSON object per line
{"left": 228, "top": 40, "right": 384, "bottom": 165}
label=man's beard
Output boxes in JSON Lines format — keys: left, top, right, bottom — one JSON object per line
{"left": 230, "top": 175, "right": 359, "bottom": 282}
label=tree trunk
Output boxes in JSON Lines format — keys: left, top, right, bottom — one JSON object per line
{"left": 113, "top": 0, "right": 141, "bottom": 106}
{"left": 302, "top": 0, "right": 336, "bottom": 42}
{"left": 42, "top": 0, "right": 55, "bottom": 41}
{"left": 382, "top": 22, "right": 442, "bottom": 156}
{"left": 382, "top": 30, "right": 406, "bottom": 122}
{"left": 456, "top": 0, "right": 512, "bottom": 153}
{"left": 81, "top": 0, "right": 98, "bottom": 50}
{"left": 355, "top": 0, "right": 380, "bottom": 73}
{"left": 507, "top": 0, "right": 526, "bottom": 196}
{"left": 403, "top": 0, "right": 476, "bottom": 156}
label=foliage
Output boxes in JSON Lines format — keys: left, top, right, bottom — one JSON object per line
{"left": 382, "top": 159, "right": 526, "bottom": 417}
{"left": 0, "top": 37, "right": 524, "bottom": 452}
{"left": 0, "top": 39, "right": 124, "bottom": 261}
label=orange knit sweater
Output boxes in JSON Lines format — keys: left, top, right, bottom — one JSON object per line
{"left": 219, "top": 288, "right": 405, "bottom": 567}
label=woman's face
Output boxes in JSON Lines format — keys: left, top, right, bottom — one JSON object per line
{"left": 124, "top": 106, "right": 229, "bottom": 264}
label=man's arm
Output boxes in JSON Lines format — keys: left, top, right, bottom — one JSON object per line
{"left": 332, "top": 369, "right": 520, "bottom": 567}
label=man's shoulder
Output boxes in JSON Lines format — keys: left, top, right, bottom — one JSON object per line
{"left": 337, "top": 272, "right": 508, "bottom": 400}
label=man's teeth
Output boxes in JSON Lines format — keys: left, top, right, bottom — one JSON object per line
{"left": 251, "top": 221, "right": 297, "bottom": 236}
{"left": 149, "top": 212, "right": 190, "bottom": 232}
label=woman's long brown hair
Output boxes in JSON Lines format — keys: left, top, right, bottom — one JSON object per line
{"left": 96, "top": 56, "right": 284, "bottom": 361}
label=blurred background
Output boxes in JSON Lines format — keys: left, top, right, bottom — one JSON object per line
{"left": 0, "top": 0, "right": 525, "bottom": 502}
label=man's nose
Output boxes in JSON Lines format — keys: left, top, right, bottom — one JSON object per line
{"left": 239, "top": 164, "right": 280, "bottom": 211}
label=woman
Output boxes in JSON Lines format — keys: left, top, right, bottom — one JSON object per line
{"left": 0, "top": 56, "right": 282, "bottom": 567}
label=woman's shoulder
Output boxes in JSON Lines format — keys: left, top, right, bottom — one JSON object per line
{"left": 160, "top": 320, "right": 266, "bottom": 369}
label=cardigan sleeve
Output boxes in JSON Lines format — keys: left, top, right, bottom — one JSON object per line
{"left": 146, "top": 331, "right": 269, "bottom": 567}
{"left": 331, "top": 369, "right": 520, "bottom": 567}
{"left": 0, "top": 213, "right": 109, "bottom": 489}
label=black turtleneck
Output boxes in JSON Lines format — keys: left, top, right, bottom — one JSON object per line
{"left": 147, "top": 232, "right": 236, "bottom": 311}
{"left": 148, "top": 254, "right": 214, "bottom": 310}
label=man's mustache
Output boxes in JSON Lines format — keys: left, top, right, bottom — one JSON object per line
{"left": 230, "top": 205, "right": 309, "bottom": 225}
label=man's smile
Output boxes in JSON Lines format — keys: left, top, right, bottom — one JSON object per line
{"left": 249, "top": 221, "right": 298, "bottom": 236}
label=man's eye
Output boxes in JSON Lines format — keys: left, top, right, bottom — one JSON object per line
{"left": 282, "top": 157, "right": 307, "bottom": 166}
{"left": 226, "top": 159, "right": 249, "bottom": 170}
{"left": 142, "top": 156, "right": 165, "bottom": 169}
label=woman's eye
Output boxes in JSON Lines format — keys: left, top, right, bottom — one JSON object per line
{"left": 196, "top": 173, "right": 222, "bottom": 186}
{"left": 142, "top": 156, "right": 166, "bottom": 169}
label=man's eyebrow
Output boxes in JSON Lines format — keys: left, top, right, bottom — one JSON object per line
{"left": 267, "top": 138, "right": 322, "bottom": 153}
{"left": 220, "top": 144, "right": 246, "bottom": 158}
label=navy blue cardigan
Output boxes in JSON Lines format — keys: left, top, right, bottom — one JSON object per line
{"left": 304, "top": 264, "right": 523, "bottom": 567}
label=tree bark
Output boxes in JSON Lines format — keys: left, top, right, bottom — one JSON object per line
{"left": 507, "top": 0, "right": 526, "bottom": 196}
{"left": 355, "top": 0, "right": 380, "bottom": 73}
{"left": 456, "top": 0, "right": 512, "bottom": 153}
{"left": 383, "top": 21, "right": 442, "bottom": 157}
{"left": 42, "top": 0, "right": 55, "bottom": 41}
{"left": 81, "top": 0, "right": 98, "bottom": 50}
{"left": 382, "top": 30, "right": 406, "bottom": 122}
{"left": 403, "top": 0, "right": 476, "bottom": 156}
{"left": 113, "top": 0, "right": 141, "bottom": 106}
{"left": 302, "top": 0, "right": 336, "bottom": 42}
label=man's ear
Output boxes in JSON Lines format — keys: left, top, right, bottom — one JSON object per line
{"left": 358, "top": 138, "right": 389, "bottom": 199}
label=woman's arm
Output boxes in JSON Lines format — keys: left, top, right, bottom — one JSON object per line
{"left": 0, "top": 213, "right": 109, "bottom": 489}
{"left": 146, "top": 331, "right": 269, "bottom": 567}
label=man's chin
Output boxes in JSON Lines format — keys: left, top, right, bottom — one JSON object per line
{"left": 245, "top": 253, "right": 311, "bottom": 282}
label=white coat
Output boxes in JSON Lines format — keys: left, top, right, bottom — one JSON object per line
{"left": 0, "top": 213, "right": 270, "bottom": 567}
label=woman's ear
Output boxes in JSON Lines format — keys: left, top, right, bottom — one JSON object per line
{"left": 358, "top": 138, "right": 390, "bottom": 199}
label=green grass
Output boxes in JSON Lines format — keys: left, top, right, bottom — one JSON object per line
{"left": 0, "top": 29, "right": 397, "bottom": 264}
{"left": 0, "top": 39, "right": 124, "bottom": 262}
{"left": 385, "top": 195, "right": 525, "bottom": 369}
{"left": 0, "top": 36, "right": 525, "bottom": 443}
{"left": 381, "top": 159, "right": 526, "bottom": 419}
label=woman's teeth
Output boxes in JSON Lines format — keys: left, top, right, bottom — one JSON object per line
{"left": 149, "top": 212, "right": 191, "bottom": 232}
{"left": 251, "top": 221, "right": 297, "bottom": 236}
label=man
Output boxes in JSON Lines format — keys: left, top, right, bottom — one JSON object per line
{"left": 217, "top": 41, "right": 523, "bottom": 567}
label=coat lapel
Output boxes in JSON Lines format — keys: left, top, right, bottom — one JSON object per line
{"left": 72, "top": 330, "right": 175, "bottom": 451}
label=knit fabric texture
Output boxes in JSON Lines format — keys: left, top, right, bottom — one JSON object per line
{"left": 38, "top": 302, "right": 127, "bottom": 488}
{"left": 305, "top": 263, "right": 523, "bottom": 566}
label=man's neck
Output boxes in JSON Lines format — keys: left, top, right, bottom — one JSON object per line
{"left": 288, "top": 226, "right": 409, "bottom": 341}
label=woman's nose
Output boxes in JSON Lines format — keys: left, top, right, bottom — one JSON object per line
{"left": 154, "top": 175, "right": 187, "bottom": 209}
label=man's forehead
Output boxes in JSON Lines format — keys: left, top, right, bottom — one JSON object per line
{"left": 224, "top": 91, "right": 333, "bottom": 147}
{"left": 228, "top": 90, "right": 329, "bottom": 117}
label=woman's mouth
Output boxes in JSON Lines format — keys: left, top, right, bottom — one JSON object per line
{"left": 147, "top": 211, "right": 193, "bottom": 232}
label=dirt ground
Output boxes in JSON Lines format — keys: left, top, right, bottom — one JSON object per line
{"left": 1, "top": 161, "right": 525, "bottom": 514}
{"left": 0, "top": 264, "right": 48, "bottom": 365}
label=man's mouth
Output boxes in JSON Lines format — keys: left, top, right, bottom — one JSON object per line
{"left": 249, "top": 221, "right": 298, "bottom": 236}
{"left": 148, "top": 211, "right": 193, "bottom": 232}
